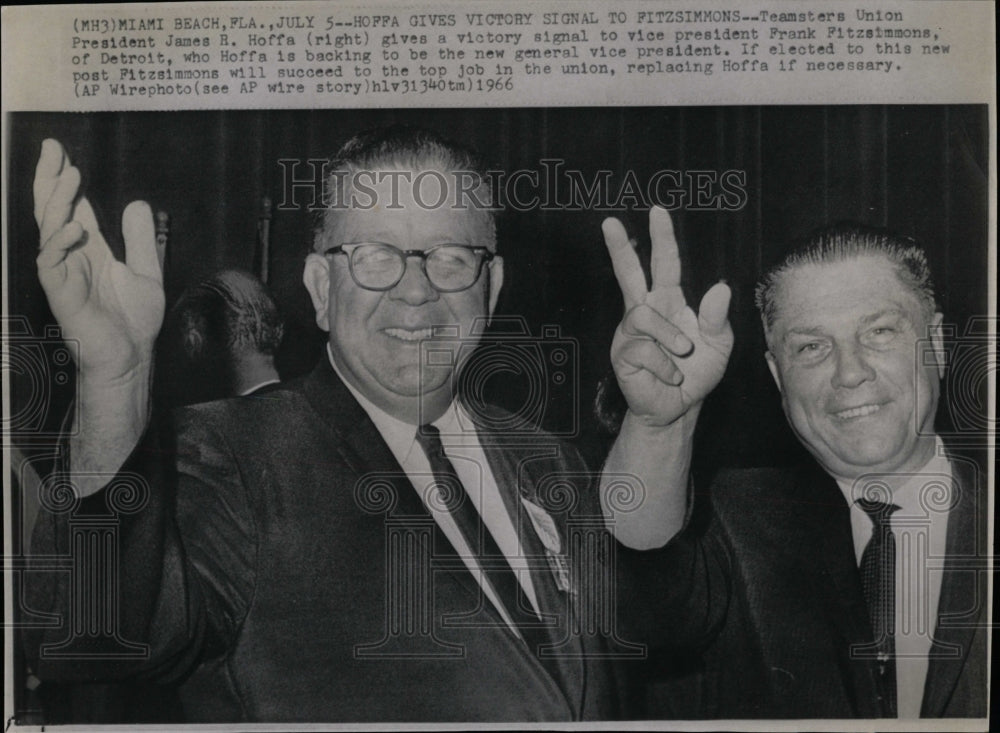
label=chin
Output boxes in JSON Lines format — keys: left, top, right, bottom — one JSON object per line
{"left": 840, "top": 448, "right": 907, "bottom": 474}
{"left": 384, "top": 375, "right": 453, "bottom": 401}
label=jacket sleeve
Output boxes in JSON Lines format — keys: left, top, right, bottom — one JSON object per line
{"left": 533, "top": 434, "right": 732, "bottom": 655}
{"left": 23, "top": 405, "right": 257, "bottom": 684}
{"left": 613, "top": 475, "right": 733, "bottom": 653}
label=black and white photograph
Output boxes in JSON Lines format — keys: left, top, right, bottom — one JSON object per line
{"left": 5, "top": 104, "right": 991, "bottom": 726}
{"left": 2, "top": 3, "right": 995, "bottom": 731}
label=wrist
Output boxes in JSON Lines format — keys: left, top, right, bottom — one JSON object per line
{"left": 77, "top": 357, "right": 153, "bottom": 429}
{"left": 623, "top": 401, "right": 702, "bottom": 440}
{"left": 69, "top": 359, "right": 153, "bottom": 495}
{"left": 79, "top": 353, "right": 153, "bottom": 393}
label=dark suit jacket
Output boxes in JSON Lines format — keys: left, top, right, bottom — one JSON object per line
{"left": 28, "top": 359, "right": 686, "bottom": 722}
{"left": 647, "top": 456, "right": 988, "bottom": 719}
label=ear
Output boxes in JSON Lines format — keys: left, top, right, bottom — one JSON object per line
{"left": 765, "top": 350, "right": 783, "bottom": 394}
{"left": 181, "top": 328, "right": 205, "bottom": 359}
{"left": 486, "top": 256, "right": 504, "bottom": 320}
{"left": 928, "top": 311, "right": 946, "bottom": 380}
{"left": 303, "top": 254, "right": 331, "bottom": 332}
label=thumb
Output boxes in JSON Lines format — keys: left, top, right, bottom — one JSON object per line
{"left": 121, "top": 201, "right": 161, "bottom": 285}
{"left": 698, "top": 281, "right": 732, "bottom": 338}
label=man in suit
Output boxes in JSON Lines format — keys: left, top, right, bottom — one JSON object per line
{"left": 25, "top": 128, "right": 732, "bottom": 721}
{"left": 620, "top": 226, "right": 989, "bottom": 719}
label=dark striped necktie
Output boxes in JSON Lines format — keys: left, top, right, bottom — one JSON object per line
{"left": 857, "top": 498, "right": 900, "bottom": 717}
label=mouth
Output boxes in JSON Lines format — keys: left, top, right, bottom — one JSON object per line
{"left": 383, "top": 327, "right": 434, "bottom": 343}
{"left": 831, "top": 403, "right": 885, "bottom": 421}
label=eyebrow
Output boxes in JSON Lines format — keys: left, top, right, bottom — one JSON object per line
{"left": 782, "top": 327, "right": 827, "bottom": 340}
{"left": 858, "top": 308, "right": 909, "bottom": 327}
{"left": 779, "top": 329, "right": 829, "bottom": 351}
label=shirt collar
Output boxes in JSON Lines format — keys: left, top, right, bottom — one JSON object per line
{"left": 888, "top": 437, "right": 952, "bottom": 516}
{"left": 238, "top": 378, "right": 281, "bottom": 396}
{"left": 836, "top": 436, "right": 952, "bottom": 513}
{"left": 325, "top": 343, "right": 471, "bottom": 463}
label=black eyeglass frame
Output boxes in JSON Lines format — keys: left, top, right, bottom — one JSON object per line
{"left": 323, "top": 242, "right": 496, "bottom": 293}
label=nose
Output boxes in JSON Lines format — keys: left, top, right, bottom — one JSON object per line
{"left": 388, "top": 255, "right": 439, "bottom": 306}
{"left": 831, "top": 341, "right": 876, "bottom": 389}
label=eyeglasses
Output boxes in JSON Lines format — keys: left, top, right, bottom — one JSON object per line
{"left": 324, "top": 242, "right": 495, "bottom": 293}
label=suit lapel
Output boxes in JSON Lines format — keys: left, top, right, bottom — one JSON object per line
{"left": 301, "top": 364, "right": 579, "bottom": 708}
{"left": 920, "top": 455, "right": 985, "bottom": 717}
{"left": 300, "top": 359, "right": 396, "bottom": 482}
{"left": 795, "top": 453, "right": 985, "bottom": 719}
{"left": 799, "top": 465, "right": 870, "bottom": 643}
{"left": 797, "top": 464, "right": 885, "bottom": 718}
{"left": 478, "top": 434, "right": 584, "bottom": 716}
{"left": 299, "top": 360, "right": 503, "bottom": 613}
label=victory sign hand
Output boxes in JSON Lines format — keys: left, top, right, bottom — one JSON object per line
{"left": 603, "top": 206, "right": 733, "bottom": 427}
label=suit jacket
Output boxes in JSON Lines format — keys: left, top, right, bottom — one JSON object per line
{"left": 647, "top": 456, "right": 988, "bottom": 719}
{"left": 27, "top": 359, "right": 653, "bottom": 722}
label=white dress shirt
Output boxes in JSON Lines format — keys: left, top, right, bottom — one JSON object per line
{"left": 837, "top": 438, "right": 953, "bottom": 718}
{"left": 327, "top": 346, "right": 540, "bottom": 632}
{"left": 238, "top": 378, "right": 281, "bottom": 396}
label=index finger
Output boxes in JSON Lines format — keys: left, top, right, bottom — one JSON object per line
{"left": 649, "top": 206, "right": 681, "bottom": 289}
{"left": 122, "top": 201, "right": 162, "bottom": 285}
{"left": 33, "top": 139, "right": 68, "bottom": 227}
{"left": 602, "top": 216, "right": 647, "bottom": 309}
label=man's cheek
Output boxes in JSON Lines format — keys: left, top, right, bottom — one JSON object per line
{"left": 779, "top": 375, "right": 808, "bottom": 414}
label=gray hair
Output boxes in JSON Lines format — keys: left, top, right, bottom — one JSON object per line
{"left": 172, "top": 269, "right": 284, "bottom": 359}
{"left": 312, "top": 125, "right": 497, "bottom": 254}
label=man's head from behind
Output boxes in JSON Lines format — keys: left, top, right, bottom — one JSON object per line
{"left": 755, "top": 225, "right": 945, "bottom": 481}
{"left": 162, "top": 269, "right": 283, "bottom": 405}
{"left": 303, "top": 126, "right": 503, "bottom": 424}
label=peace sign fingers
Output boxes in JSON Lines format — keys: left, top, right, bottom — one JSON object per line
{"left": 602, "top": 216, "right": 647, "bottom": 310}
{"left": 649, "top": 205, "right": 682, "bottom": 290}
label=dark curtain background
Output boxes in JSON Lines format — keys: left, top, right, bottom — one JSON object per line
{"left": 7, "top": 106, "right": 989, "bottom": 473}
{"left": 3, "top": 105, "right": 990, "bottom": 724}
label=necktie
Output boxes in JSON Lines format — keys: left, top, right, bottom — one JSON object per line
{"left": 415, "top": 425, "right": 541, "bottom": 640}
{"left": 857, "top": 498, "right": 900, "bottom": 717}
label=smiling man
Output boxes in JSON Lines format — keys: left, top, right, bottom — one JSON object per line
{"left": 25, "top": 126, "right": 732, "bottom": 723}
{"left": 301, "top": 134, "right": 503, "bottom": 425}
{"left": 760, "top": 234, "right": 942, "bottom": 481}
{"left": 636, "top": 226, "right": 988, "bottom": 719}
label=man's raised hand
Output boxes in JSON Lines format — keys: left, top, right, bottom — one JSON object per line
{"left": 34, "top": 138, "right": 164, "bottom": 380}
{"left": 603, "top": 206, "right": 733, "bottom": 427}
